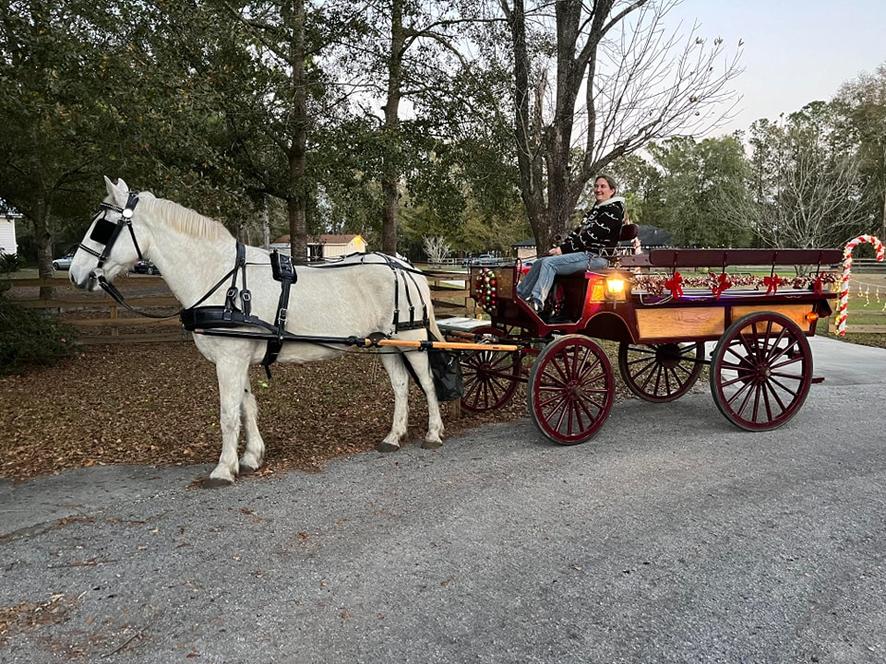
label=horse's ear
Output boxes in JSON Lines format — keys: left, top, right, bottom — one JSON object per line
{"left": 104, "top": 176, "right": 128, "bottom": 206}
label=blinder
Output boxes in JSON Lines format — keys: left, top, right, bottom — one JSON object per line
{"left": 78, "top": 191, "right": 144, "bottom": 271}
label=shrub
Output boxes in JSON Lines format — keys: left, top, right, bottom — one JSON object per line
{"left": 0, "top": 252, "right": 23, "bottom": 274}
{"left": 0, "top": 294, "right": 77, "bottom": 375}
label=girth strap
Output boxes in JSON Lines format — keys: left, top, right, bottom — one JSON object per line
{"left": 260, "top": 251, "right": 297, "bottom": 378}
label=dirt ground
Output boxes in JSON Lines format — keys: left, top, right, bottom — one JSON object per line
{"left": 0, "top": 341, "right": 536, "bottom": 481}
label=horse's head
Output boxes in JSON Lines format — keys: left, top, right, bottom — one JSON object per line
{"left": 70, "top": 177, "right": 150, "bottom": 291}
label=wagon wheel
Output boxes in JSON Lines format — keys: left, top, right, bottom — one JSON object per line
{"left": 459, "top": 326, "right": 522, "bottom": 413}
{"left": 617, "top": 341, "right": 704, "bottom": 402}
{"left": 709, "top": 312, "right": 812, "bottom": 431}
{"left": 528, "top": 334, "right": 614, "bottom": 445}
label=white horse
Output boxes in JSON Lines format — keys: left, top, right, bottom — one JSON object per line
{"left": 69, "top": 177, "right": 444, "bottom": 486}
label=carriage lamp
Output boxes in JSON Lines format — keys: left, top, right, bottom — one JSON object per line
{"left": 605, "top": 275, "right": 627, "bottom": 300}
{"left": 805, "top": 311, "right": 819, "bottom": 322}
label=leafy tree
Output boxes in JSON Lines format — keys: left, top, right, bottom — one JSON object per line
{"left": 646, "top": 135, "right": 750, "bottom": 247}
{"left": 834, "top": 64, "right": 886, "bottom": 241}
{"left": 0, "top": 1, "right": 128, "bottom": 288}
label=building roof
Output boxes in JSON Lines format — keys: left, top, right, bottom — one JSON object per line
{"left": 513, "top": 238, "right": 536, "bottom": 247}
{"left": 273, "top": 234, "right": 362, "bottom": 245}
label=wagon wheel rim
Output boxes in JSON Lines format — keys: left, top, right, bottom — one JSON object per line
{"left": 459, "top": 327, "right": 522, "bottom": 413}
{"left": 710, "top": 312, "right": 812, "bottom": 431}
{"left": 618, "top": 341, "right": 704, "bottom": 402}
{"left": 528, "top": 335, "right": 614, "bottom": 445}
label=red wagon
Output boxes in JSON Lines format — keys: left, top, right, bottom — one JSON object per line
{"left": 439, "top": 237, "right": 842, "bottom": 445}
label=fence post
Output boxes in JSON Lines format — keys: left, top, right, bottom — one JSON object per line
{"left": 110, "top": 304, "right": 119, "bottom": 337}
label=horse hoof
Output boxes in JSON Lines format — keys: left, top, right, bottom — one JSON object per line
{"left": 202, "top": 476, "right": 235, "bottom": 489}
{"left": 421, "top": 439, "right": 443, "bottom": 450}
{"left": 376, "top": 441, "right": 400, "bottom": 453}
{"left": 239, "top": 464, "right": 259, "bottom": 476}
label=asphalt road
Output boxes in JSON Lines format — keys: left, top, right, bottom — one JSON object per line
{"left": 1, "top": 336, "right": 884, "bottom": 663}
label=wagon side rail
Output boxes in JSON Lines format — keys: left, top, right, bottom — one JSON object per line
{"left": 619, "top": 248, "right": 843, "bottom": 269}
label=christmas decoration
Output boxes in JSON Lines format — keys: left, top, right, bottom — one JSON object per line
{"left": 836, "top": 235, "right": 885, "bottom": 336}
{"left": 475, "top": 268, "right": 498, "bottom": 314}
{"left": 710, "top": 272, "right": 732, "bottom": 299}
{"left": 631, "top": 272, "right": 839, "bottom": 297}
{"left": 763, "top": 274, "right": 784, "bottom": 295}
{"left": 664, "top": 271, "right": 683, "bottom": 299}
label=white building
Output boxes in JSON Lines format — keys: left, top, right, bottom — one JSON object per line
{"left": 0, "top": 212, "right": 20, "bottom": 256}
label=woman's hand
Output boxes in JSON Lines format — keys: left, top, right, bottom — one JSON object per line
{"left": 548, "top": 247, "right": 562, "bottom": 256}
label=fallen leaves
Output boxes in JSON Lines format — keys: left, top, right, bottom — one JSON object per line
{"left": 0, "top": 342, "right": 529, "bottom": 481}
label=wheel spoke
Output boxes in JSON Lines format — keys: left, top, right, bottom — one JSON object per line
{"left": 769, "top": 372, "right": 804, "bottom": 381}
{"left": 725, "top": 378, "right": 753, "bottom": 406}
{"left": 751, "top": 383, "right": 763, "bottom": 422}
{"left": 629, "top": 357, "right": 658, "bottom": 381}
{"left": 734, "top": 381, "right": 755, "bottom": 417}
{"left": 765, "top": 327, "right": 789, "bottom": 361}
{"left": 769, "top": 355, "right": 802, "bottom": 370}
{"left": 538, "top": 390, "right": 567, "bottom": 409}
{"left": 764, "top": 379, "right": 788, "bottom": 414}
{"left": 768, "top": 375, "right": 800, "bottom": 397}
{"left": 761, "top": 380, "right": 773, "bottom": 422}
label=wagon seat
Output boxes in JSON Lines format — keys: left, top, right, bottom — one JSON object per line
{"left": 549, "top": 223, "right": 639, "bottom": 323}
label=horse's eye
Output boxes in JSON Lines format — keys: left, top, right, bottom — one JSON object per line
{"left": 89, "top": 218, "right": 117, "bottom": 244}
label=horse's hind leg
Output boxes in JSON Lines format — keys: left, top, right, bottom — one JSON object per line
{"left": 207, "top": 358, "right": 249, "bottom": 486}
{"left": 239, "top": 376, "right": 265, "bottom": 473}
{"left": 403, "top": 351, "right": 444, "bottom": 449}
{"left": 378, "top": 353, "right": 409, "bottom": 452}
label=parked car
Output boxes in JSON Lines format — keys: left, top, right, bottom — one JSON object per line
{"left": 51, "top": 252, "right": 75, "bottom": 270}
{"left": 465, "top": 253, "right": 500, "bottom": 266}
{"left": 132, "top": 260, "right": 161, "bottom": 275}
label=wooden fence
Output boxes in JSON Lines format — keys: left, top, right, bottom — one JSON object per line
{"left": 5, "top": 276, "right": 187, "bottom": 345}
{"left": 5, "top": 271, "right": 473, "bottom": 345}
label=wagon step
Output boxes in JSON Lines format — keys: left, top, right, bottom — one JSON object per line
{"left": 811, "top": 376, "right": 826, "bottom": 384}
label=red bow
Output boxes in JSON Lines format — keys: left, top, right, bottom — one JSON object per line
{"left": 664, "top": 271, "right": 683, "bottom": 298}
{"left": 763, "top": 274, "right": 783, "bottom": 295}
{"left": 711, "top": 272, "right": 732, "bottom": 299}
{"left": 812, "top": 275, "right": 824, "bottom": 295}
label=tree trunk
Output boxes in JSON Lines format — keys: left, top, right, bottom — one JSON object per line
{"left": 288, "top": 0, "right": 308, "bottom": 263}
{"left": 33, "top": 195, "right": 54, "bottom": 299}
{"left": 505, "top": 0, "right": 546, "bottom": 254}
{"left": 260, "top": 194, "right": 270, "bottom": 251}
{"left": 381, "top": 0, "right": 405, "bottom": 256}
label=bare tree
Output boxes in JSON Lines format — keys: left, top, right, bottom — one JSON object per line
{"left": 717, "top": 146, "right": 865, "bottom": 251}
{"left": 422, "top": 235, "right": 452, "bottom": 264}
{"left": 498, "top": 0, "right": 741, "bottom": 251}
{"left": 715, "top": 108, "right": 867, "bottom": 253}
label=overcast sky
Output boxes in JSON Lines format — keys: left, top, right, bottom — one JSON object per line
{"left": 666, "top": 0, "right": 886, "bottom": 136}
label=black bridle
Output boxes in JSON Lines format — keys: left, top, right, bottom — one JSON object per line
{"left": 76, "top": 191, "right": 180, "bottom": 319}
{"left": 78, "top": 192, "right": 145, "bottom": 270}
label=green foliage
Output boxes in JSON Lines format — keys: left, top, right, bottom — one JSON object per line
{"left": 0, "top": 294, "right": 77, "bottom": 375}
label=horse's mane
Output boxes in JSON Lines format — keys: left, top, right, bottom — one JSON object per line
{"left": 142, "top": 194, "right": 233, "bottom": 242}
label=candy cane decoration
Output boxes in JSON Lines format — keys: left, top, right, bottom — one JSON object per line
{"left": 836, "top": 235, "right": 885, "bottom": 336}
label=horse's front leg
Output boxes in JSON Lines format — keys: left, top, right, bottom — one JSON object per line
{"left": 378, "top": 353, "right": 410, "bottom": 452}
{"left": 207, "top": 358, "right": 249, "bottom": 486}
{"left": 239, "top": 377, "right": 265, "bottom": 473}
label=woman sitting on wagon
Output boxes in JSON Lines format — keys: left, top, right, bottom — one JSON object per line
{"left": 517, "top": 174, "right": 625, "bottom": 316}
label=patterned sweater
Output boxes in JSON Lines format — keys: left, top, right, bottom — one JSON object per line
{"left": 559, "top": 197, "right": 625, "bottom": 254}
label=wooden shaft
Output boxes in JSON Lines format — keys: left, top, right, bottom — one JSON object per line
{"left": 372, "top": 338, "right": 520, "bottom": 352}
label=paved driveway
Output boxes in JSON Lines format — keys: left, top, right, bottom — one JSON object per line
{"left": 1, "top": 337, "right": 884, "bottom": 663}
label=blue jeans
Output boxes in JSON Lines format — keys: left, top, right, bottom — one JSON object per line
{"left": 516, "top": 252, "right": 608, "bottom": 305}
